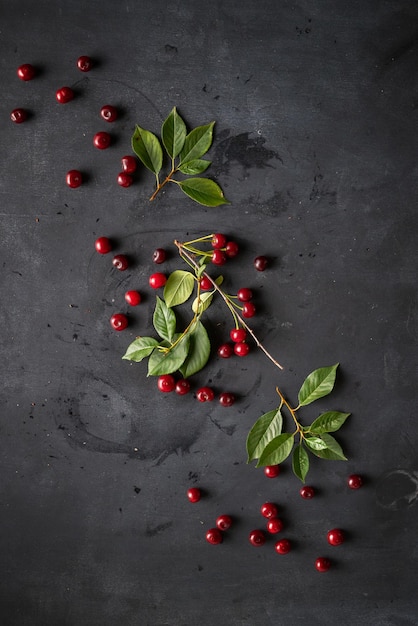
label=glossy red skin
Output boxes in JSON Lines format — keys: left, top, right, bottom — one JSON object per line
{"left": 249, "top": 529, "right": 266, "bottom": 547}
{"left": 300, "top": 486, "right": 315, "bottom": 499}
{"left": 121, "top": 155, "right": 137, "bottom": 174}
{"left": 152, "top": 248, "right": 167, "bottom": 264}
{"left": 77, "top": 56, "right": 93, "bottom": 71}
{"left": 237, "top": 288, "right": 253, "bottom": 302}
{"left": 217, "top": 343, "right": 234, "bottom": 358}
{"left": 157, "top": 374, "right": 176, "bottom": 393}
{"left": 234, "top": 342, "right": 250, "bottom": 357}
{"left": 230, "top": 328, "right": 247, "bottom": 343}
{"left": 264, "top": 465, "right": 281, "bottom": 478}
{"left": 56, "top": 87, "right": 74, "bottom": 103}
{"left": 200, "top": 276, "right": 213, "bottom": 290}
{"left": 275, "top": 539, "right": 291, "bottom": 554}
{"left": 254, "top": 255, "right": 269, "bottom": 271}
{"left": 112, "top": 254, "right": 129, "bottom": 271}
{"left": 125, "top": 290, "right": 141, "bottom": 306}
{"left": 348, "top": 474, "right": 363, "bottom": 489}
{"left": 219, "top": 392, "right": 235, "bottom": 407}
{"left": 211, "top": 233, "right": 227, "bottom": 249}
{"left": 95, "top": 237, "right": 112, "bottom": 254}
{"left": 206, "top": 528, "right": 223, "bottom": 545}
{"left": 261, "top": 502, "right": 278, "bottom": 519}
{"left": 327, "top": 528, "right": 345, "bottom": 546}
{"left": 175, "top": 379, "right": 191, "bottom": 395}
{"left": 93, "top": 131, "right": 111, "bottom": 149}
{"left": 10, "top": 108, "right": 28, "bottom": 123}
{"left": 66, "top": 170, "right": 82, "bottom": 188}
{"left": 216, "top": 515, "right": 233, "bottom": 531}
{"left": 17, "top": 63, "right": 35, "bottom": 81}
{"left": 196, "top": 387, "right": 215, "bottom": 402}
{"left": 212, "top": 249, "right": 227, "bottom": 266}
{"left": 242, "top": 302, "right": 256, "bottom": 318}
{"left": 100, "top": 105, "right": 118, "bottom": 122}
{"left": 225, "top": 241, "right": 239, "bottom": 257}
{"left": 117, "top": 172, "right": 133, "bottom": 188}
{"left": 267, "top": 517, "right": 284, "bottom": 534}
{"left": 149, "top": 273, "right": 167, "bottom": 288}
{"left": 110, "top": 313, "right": 128, "bottom": 331}
{"left": 315, "top": 557, "right": 331, "bottom": 572}
{"left": 187, "top": 487, "right": 201, "bottom": 503}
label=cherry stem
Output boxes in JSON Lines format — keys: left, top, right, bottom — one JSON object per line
{"left": 149, "top": 167, "right": 177, "bottom": 201}
{"left": 174, "top": 240, "right": 284, "bottom": 371}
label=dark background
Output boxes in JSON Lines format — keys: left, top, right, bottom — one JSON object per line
{"left": 1, "top": 1, "right": 417, "bottom": 624}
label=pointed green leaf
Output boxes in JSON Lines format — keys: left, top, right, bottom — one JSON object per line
{"left": 309, "top": 411, "right": 350, "bottom": 434}
{"left": 214, "top": 275, "right": 224, "bottom": 287}
{"left": 192, "top": 291, "right": 213, "bottom": 314}
{"left": 122, "top": 337, "right": 159, "bottom": 362}
{"left": 292, "top": 445, "right": 310, "bottom": 482}
{"left": 304, "top": 436, "right": 328, "bottom": 451}
{"left": 298, "top": 364, "right": 339, "bottom": 407}
{"left": 178, "top": 178, "right": 230, "bottom": 207}
{"left": 148, "top": 335, "right": 190, "bottom": 376}
{"left": 180, "top": 321, "right": 210, "bottom": 378}
{"left": 179, "top": 122, "right": 214, "bottom": 164}
{"left": 161, "top": 107, "right": 187, "bottom": 159}
{"left": 306, "top": 433, "right": 347, "bottom": 460}
{"left": 246, "top": 409, "right": 283, "bottom": 462}
{"left": 164, "top": 270, "right": 195, "bottom": 308}
{"left": 257, "top": 433, "right": 294, "bottom": 467}
{"left": 153, "top": 296, "right": 176, "bottom": 342}
{"left": 178, "top": 159, "right": 211, "bottom": 175}
{"left": 131, "top": 125, "right": 163, "bottom": 174}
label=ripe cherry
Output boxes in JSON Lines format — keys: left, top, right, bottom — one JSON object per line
{"left": 249, "top": 529, "right": 266, "bottom": 547}
{"left": 264, "top": 464, "right": 281, "bottom": 478}
{"left": 149, "top": 273, "right": 167, "bottom": 289}
{"left": 327, "top": 528, "right": 345, "bottom": 546}
{"left": 94, "top": 236, "right": 112, "bottom": 254}
{"left": 206, "top": 528, "right": 223, "bottom": 545}
{"left": 254, "top": 255, "right": 269, "bottom": 271}
{"left": 117, "top": 172, "right": 133, "bottom": 188}
{"left": 275, "top": 539, "right": 291, "bottom": 554}
{"left": 217, "top": 343, "right": 233, "bottom": 358}
{"left": 77, "top": 55, "right": 93, "bottom": 72}
{"left": 121, "top": 155, "right": 137, "bottom": 174}
{"left": 225, "top": 241, "right": 239, "bottom": 257}
{"left": 237, "top": 288, "right": 253, "bottom": 302}
{"left": 157, "top": 374, "right": 176, "bottom": 393}
{"left": 187, "top": 487, "right": 201, "bottom": 503}
{"left": 125, "top": 290, "right": 141, "bottom": 306}
{"left": 110, "top": 313, "right": 128, "bottom": 331}
{"left": 196, "top": 387, "right": 215, "bottom": 402}
{"left": 10, "top": 108, "right": 28, "bottom": 123}
{"left": 219, "top": 392, "right": 235, "bottom": 407}
{"left": 66, "top": 170, "right": 82, "bottom": 188}
{"left": 56, "top": 87, "right": 74, "bottom": 104}
{"left": 234, "top": 342, "right": 250, "bottom": 357}
{"left": 152, "top": 248, "right": 167, "bottom": 264}
{"left": 112, "top": 254, "right": 129, "bottom": 271}
{"left": 175, "top": 379, "right": 191, "bottom": 396}
{"left": 216, "top": 514, "right": 233, "bottom": 531}
{"left": 230, "top": 328, "right": 246, "bottom": 343}
{"left": 267, "top": 518, "right": 284, "bottom": 534}
{"left": 199, "top": 276, "right": 212, "bottom": 290}
{"left": 315, "top": 557, "right": 331, "bottom": 572}
{"left": 17, "top": 63, "right": 36, "bottom": 81}
{"left": 242, "top": 302, "right": 256, "bottom": 318}
{"left": 93, "top": 131, "right": 111, "bottom": 149}
{"left": 211, "top": 233, "right": 227, "bottom": 249}
{"left": 212, "top": 249, "right": 227, "bottom": 266}
{"left": 100, "top": 105, "right": 118, "bottom": 122}
{"left": 300, "top": 485, "right": 315, "bottom": 499}
{"left": 348, "top": 474, "right": 363, "bottom": 489}
{"left": 261, "top": 502, "right": 278, "bottom": 519}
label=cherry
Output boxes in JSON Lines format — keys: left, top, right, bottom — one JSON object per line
{"left": 112, "top": 254, "right": 129, "bottom": 271}
{"left": 216, "top": 514, "right": 233, "bottom": 531}
{"left": 100, "top": 104, "right": 118, "bottom": 122}
{"left": 187, "top": 487, "right": 201, "bottom": 503}
{"left": 225, "top": 241, "right": 239, "bottom": 257}
{"left": 300, "top": 485, "right": 315, "bottom": 499}
{"left": 94, "top": 236, "right": 112, "bottom": 254}
{"left": 254, "top": 255, "right": 269, "bottom": 271}
{"left": 219, "top": 392, "right": 235, "bottom": 407}
{"left": 153, "top": 248, "right": 167, "bottom": 264}
{"left": 242, "top": 302, "right": 256, "bottom": 318}
{"left": 10, "top": 108, "right": 28, "bottom": 124}
{"left": 230, "top": 328, "right": 246, "bottom": 343}
{"left": 117, "top": 172, "right": 133, "bottom": 188}
{"left": 196, "top": 387, "right": 215, "bottom": 402}
{"left": 77, "top": 55, "right": 93, "bottom": 72}
{"left": 110, "top": 313, "right": 128, "bottom": 331}
{"left": 217, "top": 343, "right": 233, "bottom": 358}
{"left": 264, "top": 464, "right": 281, "bottom": 478}
{"left": 175, "top": 379, "right": 191, "bottom": 396}
{"left": 348, "top": 474, "right": 363, "bottom": 489}
{"left": 56, "top": 87, "right": 74, "bottom": 104}
{"left": 212, "top": 249, "right": 227, "bottom": 266}
{"left": 125, "top": 290, "right": 141, "bottom": 306}
{"left": 275, "top": 539, "right": 291, "bottom": 554}
{"left": 17, "top": 63, "right": 35, "bottom": 81}
{"left": 93, "top": 131, "right": 111, "bottom": 149}
{"left": 121, "top": 155, "right": 137, "bottom": 174}
{"left": 149, "top": 273, "right": 167, "bottom": 289}
{"left": 327, "top": 528, "right": 345, "bottom": 546}
{"left": 199, "top": 276, "right": 212, "bottom": 290}
{"left": 66, "top": 170, "right": 82, "bottom": 188}
{"left": 211, "top": 233, "right": 227, "bottom": 249}
{"left": 249, "top": 529, "right": 266, "bottom": 547}
{"left": 234, "top": 342, "right": 250, "bottom": 357}
{"left": 315, "top": 557, "right": 331, "bottom": 572}
{"left": 267, "top": 518, "right": 284, "bottom": 534}
{"left": 237, "top": 288, "right": 253, "bottom": 302}
{"left": 206, "top": 528, "right": 223, "bottom": 545}
{"left": 261, "top": 502, "right": 278, "bottom": 519}
{"left": 157, "top": 374, "right": 176, "bottom": 393}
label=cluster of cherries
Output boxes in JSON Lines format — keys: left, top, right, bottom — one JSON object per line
{"left": 11, "top": 57, "right": 138, "bottom": 189}
{"left": 188, "top": 470, "right": 364, "bottom": 572}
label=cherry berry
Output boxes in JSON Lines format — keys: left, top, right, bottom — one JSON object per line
{"left": 117, "top": 172, "right": 133, "bottom": 188}
{"left": 254, "top": 255, "right": 269, "bottom": 271}
{"left": 77, "top": 55, "right": 93, "bottom": 72}
{"left": 237, "top": 288, "right": 253, "bottom": 302}
{"left": 110, "top": 313, "right": 128, "bottom": 331}
{"left": 200, "top": 276, "right": 212, "bottom": 290}
{"left": 206, "top": 528, "right": 223, "bottom": 545}
{"left": 348, "top": 474, "right": 363, "bottom": 489}
{"left": 315, "top": 557, "right": 331, "bottom": 572}
{"left": 100, "top": 104, "right": 118, "bottom": 122}
{"left": 267, "top": 518, "right": 284, "bottom": 534}
{"left": 17, "top": 63, "right": 36, "bottom": 81}
{"left": 300, "top": 485, "right": 315, "bottom": 499}
{"left": 225, "top": 241, "right": 239, "bottom": 257}
{"left": 66, "top": 170, "right": 82, "bottom": 188}
{"left": 327, "top": 528, "right": 345, "bottom": 546}
{"left": 93, "top": 131, "right": 111, "bottom": 150}
{"left": 56, "top": 87, "right": 74, "bottom": 104}
{"left": 261, "top": 502, "right": 278, "bottom": 519}
{"left": 175, "top": 379, "right": 191, "bottom": 396}
{"left": 216, "top": 514, "right": 233, "bottom": 531}
{"left": 217, "top": 343, "right": 233, "bottom": 358}
{"left": 125, "top": 290, "right": 141, "bottom": 306}
{"left": 153, "top": 248, "right": 167, "bottom": 264}
{"left": 219, "top": 392, "right": 235, "bottom": 407}
{"left": 196, "top": 387, "right": 215, "bottom": 402}
{"left": 121, "top": 155, "right": 137, "bottom": 174}
{"left": 264, "top": 464, "right": 281, "bottom": 478}
{"left": 10, "top": 108, "right": 28, "bottom": 124}
{"left": 242, "top": 302, "right": 256, "bottom": 318}
{"left": 187, "top": 487, "right": 201, "bottom": 503}
{"left": 230, "top": 328, "right": 246, "bottom": 343}
{"left": 212, "top": 249, "right": 227, "bottom": 266}
{"left": 275, "top": 539, "right": 291, "bottom": 555}
{"left": 149, "top": 273, "right": 167, "bottom": 289}
{"left": 211, "top": 233, "right": 227, "bottom": 249}
{"left": 94, "top": 236, "right": 112, "bottom": 254}
{"left": 157, "top": 374, "right": 176, "bottom": 393}
{"left": 112, "top": 254, "right": 129, "bottom": 271}
{"left": 234, "top": 342, "right": 250, "bottom": 357}
{"left": 249, "top": 529, "right": 266, "bottom": 547}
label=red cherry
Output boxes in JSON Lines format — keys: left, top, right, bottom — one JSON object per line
{"left": 261, "top": 502, "right": 278, "bottom": 519}
{"left": 267, "top": 518, "right": 284, "bottom": 534}
{"left": 249, "top": 529, "right": 266, "bottom": 547}
{"left": 149, "top": 273, "right": 167, "bottom": 289}
{"left": 77, "top": 55, "right": 93, "bottom": 72}
{"left": 17, "top": 63, "right": 36, "bottom": 81}
{"left": 225, "top": 241, "right": 239, "bottom": 257}
{"left": 56, "top": 87, "right": 74, "bottom": 104}
{"left": 219, "top": 392, "right": 235, "bottom": 407}
{"left": 348, "top": 474, "right": 363, "bottom": 489}
{"left": 196, "top": 387, "right": 214, "bottom": 402}
{"left": 217, "top": 343, "right": 234, "bottom": 358}
{"left": 100, "top": 105, "right": 118, "bottom": 122}
{"left": 234, "top": 342, "right": 250, "bottom": 357}
{"left": 327, "top": 528, "right": 345, "bottom": 546}
{"left": 206, "top": 528, "right": 223, "bottom": 545}
{"left": 211, "top": 233, "right": 227, "bottom": 249}
{"left": 125, "top": 290, "right": 141, "bottom": 306}
{"left": 199, "top": 276, "right": 213, "bottom": 290}
{"left": 212, "top": 249, "right": 227, "bottom": 266}
{"left": 264, "top": 464, "right": 281, "bottom": 478}
{"left": 112, "top": 254, "right": 129, "bottom": 271}
{"left": 110, "top": 313, "right": 128, "bottom": 331}
{"left": 94, "top": 236, "right": 112, "bottom": 254}
{"left": 300, "top": 485, "right": 315, "bottom": 499}
{"left": 117, "top": 172, "right": 133, "bottom": 188}
{"left": 242, "top": 302, "right": 256, "bottom": 318}
{"left": 157, "top": 374, "right": 176, "bottom": 393}
{"left": 216, "top": 514, "right": 233, "bottom": 531}
{"left": 275, "top": 539, "right": 291, "bottom": 554}
{"left": 230, "top": 328, "right": 246, "bottom": 343}
{"left": 315, "top": 557, "right": 331, "bottom": 572}
{"left": 10, "top": 108, "right": 28, "bottom": 123}
{"left": 187, "top": 487, "right": 201, "bottom": 503}
{"left": 254, "top": 255, "right": 269, "bottom": 271}
{"left": 175, "top": 379, "right": 191, "bottom": 396}
{"left": 237, "top": 288, "right": 253, "bottom": 302}
{"left": 121, "top": 155, "right": 137, "bottom": 174}
{"left": 93, "top": 131, "right": 111, "bottom": 149}
{"left": 152, "top": 248, "right": 167, "bottom": 264}
{"left": 66, "top": 170, "right": 83, "bottom": 188}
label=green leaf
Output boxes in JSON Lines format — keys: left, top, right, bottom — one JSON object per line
{"left": 292, "top": 445, "right": 310, "bottom": 482}
{"left": 304, "top": 436, "right": 328, "bottom": 451}
{"left": 161, "top": 107, "right": 187, "bottom": 159}
{"left": 153, "top": 296, "right": 176, "bottom": 342}
{"left": 148, "top": 335, "right": 190, "bottom": 376}
{"left": 131, "top": 125, "right": 163, "bottom": 174}
{"left": 214, "top": 275, "right": 224, "bottom": 287}
{"left": 179, "top": 122, "right": 214, "bottom": 164}
{"left": 164, "top": 270, "right": 195, "bottom": 307}
{"left": 192, "top": 291, "right": 213, "bottom": 314}
{"left": 122, "top": 336, "right": 159, "bottom": 362}
{"left": 178, "top": 178, "right": 230, "bottom": 207}
{"left": 178, "top": 159, "right": 211, "bottom": 175}
{"left": 180, "top": 321, "right": 211, "bottom": 378}
{"left": 298, "top": 364, "right": 339, "bottom": 407}
{"left": 306, "top": 433, "right": 347, "bottom": 460}
{"left": 246, "top": 409, "right": 283, "bottom": 463}
{"left": 257, "top": 433, "right": 294, "bottom": 467}
{"left": 309, "top": 411, "right": 350, "bottom": 434}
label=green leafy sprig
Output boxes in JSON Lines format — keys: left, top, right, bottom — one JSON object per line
{"left": 131, "top": 107, "right": 229, "bottom": 207}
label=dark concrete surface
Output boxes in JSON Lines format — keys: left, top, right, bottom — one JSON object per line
{"left": 1, "top": 1, "right": 417, "bottom": 624}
